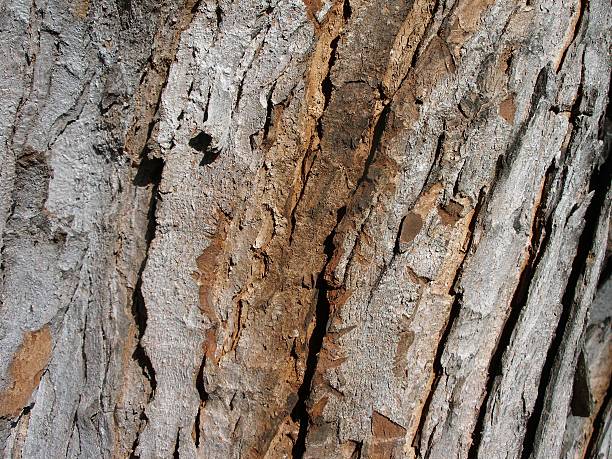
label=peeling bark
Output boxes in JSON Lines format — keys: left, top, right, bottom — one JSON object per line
{"left": 0, "top": 0, "right": 610, "bottom": 458}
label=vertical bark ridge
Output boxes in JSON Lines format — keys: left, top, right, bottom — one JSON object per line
{"left": 0, "top": 0, "right": 610, "bottom": 457}
{"left": 526, "top": 135, "right": 611, "bottom": 459}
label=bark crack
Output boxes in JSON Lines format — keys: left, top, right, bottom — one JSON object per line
{"left": 467, "top": 159, "right": 560, "bottom": 458}
{"left": 128, "top": 155, "right": 164, "bottom": 457}
{"left": 412, "top": 187, "right": 487, "bottom": 458}
{"left": 290, "top": 206, "right": 345, "bottom": 458}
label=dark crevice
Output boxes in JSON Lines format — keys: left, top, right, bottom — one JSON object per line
{"left": 133, "top": 154, "right": 164, "bottom": 187}
{"left": 203, "top": 87, "right": 212, "bottom": 123}
{"left": 570, "top": 350, "right": 592, "bottom": 417}
{"left": 215, "top": 4, "right": 223, "bottom": 28}
{"left": 350, "top": 440, "right": 362, "bottom": 459}
{"left": 343, "top": 0, "right": 352, "bottom": 21}
{"left": 173, "top": 430, "right": 180, "bottom": 459}
{"left": 520, "top": 132, "right": 612, "bottom": 459}
{"left": 194, "top": 405, "right": 203, "bottom": 448}
{"left": 194, "top": 351, "right": 209, "bottom": 448}
{"left": 189, "top": 132, "right": 221, "bottom": 165}
{"left": 128, "top": 412, "right": 149, "bottom": 459}
{"left": 129, "top": 151, "right": 164, "bottom": 458}
{"left": 189, "top": 132, "right": 213, "bottom": 153}
{"left": 352, "top": 102, "right": 391, "bottom": 192}
{"left": 262, "top": 82, "right": 277, "bottom": 140}
{"left": 291, "top": 207, "right": 345, "bottom": 459}
{"left": 195, "top": 355, "right": 209, "bottom": 406}
{"left": 10, "top": 403, "right": 34, "bottom": 428}
{"left": 131, "top": 261, "right": 157, "bottom": 396}
{"left": 320, "top": 35, "right": 340, "bottom": 115}
{"left": 81, "top": 310, "right": 89, "bottom": 380}
{"left": 426, "top": 131, "right": 445, "bottom": 189}
{"left": 190, "top": 0, "right": 202, "bottom": 14}
{"left": 467, "top": 160, "right": 559, "bottom": 459}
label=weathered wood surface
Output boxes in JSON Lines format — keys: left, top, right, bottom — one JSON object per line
{"left": 0, "top": 0, "right": 610, "bottom": 458}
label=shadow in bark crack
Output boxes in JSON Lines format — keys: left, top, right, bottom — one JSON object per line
{"left": 130, "top": 154, "right": 163, "bottom": 397}
{"left": 290, "top": 206, "right": 345, "bottom": 458}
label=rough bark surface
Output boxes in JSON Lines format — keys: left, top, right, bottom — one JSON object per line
{"left": 0, "top": 0, "right": 610, "bottom": 458}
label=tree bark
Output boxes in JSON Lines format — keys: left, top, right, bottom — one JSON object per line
{"left": 0, "top": 0, "right": 610, "bottom": 458}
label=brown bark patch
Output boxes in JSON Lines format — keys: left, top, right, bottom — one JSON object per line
{"left": 371, "top": 411, "right": 407, "bottom": 459}
{"left": 73, "top": 0, "right": 90, "bottom": 18}
{"left": 310, "top": 395, "right": 329, "bottom": 419}
{"left": 371, "top": 411, "right": 407, "bottom": 440}
{"left": 196, "top": 213, "right": 230, "bottom": 320}
{"left": 499, "top": 95, "right": 516, "bottom": 124}
{"left": 394, "top": 330, "right": 415, "bottom": 378}
{"left": 399, "top": 212, "right": 423, "bottom": 245}
{"left": 302, "top": 0, "right": 323, "bottom": 21}
{"left": 202, "top": 327, "right": 218, "bottom": 363}
{"left": 438, "top": 200, "right": 465, "bottom": 226}
{"left": 0, "top": 326, "right": 52, "bottom": 417}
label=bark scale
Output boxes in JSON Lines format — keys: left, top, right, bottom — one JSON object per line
{"left": 0, "top": 0, "right": 610, "bottom": 458}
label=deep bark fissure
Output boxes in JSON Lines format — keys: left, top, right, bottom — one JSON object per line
{"left": 291, "top": 206, "right": 345, "bottom": 458}
{"left": 194, "top": 354, "right": 208, "bottom": 448}
{"left": 128, "top": 155, "right": 164, "bottom": 457}
{"left": 320, "top": 35, "right": 340, "bottom": 117}
{"left": 520, "top": 138, "right": 611, "bottom": 459}
{"left": 427, "top": 131, "right": 446, "bottom": 190}
{"left": 343, "top": 0, "right": 352, "bottom": 21}
{"left": 173, "top": 429, "right": 180, "bottom": 459}
{"left": 128, "top": 411, "right": 149, "bottom": 459}
{"left": 261, "top": 82, "right": 277, "bottom": 141}
{"left": 10, "top": 404, "right": 33, "bottom": 429}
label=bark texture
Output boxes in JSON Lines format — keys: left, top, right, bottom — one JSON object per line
{"left": 0, "top": 0, "right": 610, "bottom": 458}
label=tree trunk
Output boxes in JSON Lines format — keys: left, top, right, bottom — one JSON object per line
{"left": 0, "top": 0, "right": 610, "bottom": 458}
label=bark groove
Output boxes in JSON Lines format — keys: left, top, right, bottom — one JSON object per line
{"left": 0, "top": 0, "right": 610, "bottom": 458}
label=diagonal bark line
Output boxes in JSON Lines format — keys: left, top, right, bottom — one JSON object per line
{"left": 467, "top": 158, "right": 559, "bottom": 458}
{"left": 584, "top": 386, "right": 612, "bottom": 458}
{"left": 520, "top": 131, "right": 612, "bottom": 459}
{"left": 556, "top": 0, "right": 588, "bottom": 73}
{"left": 412, "top": 187, "right": 487, "bottom": 457}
